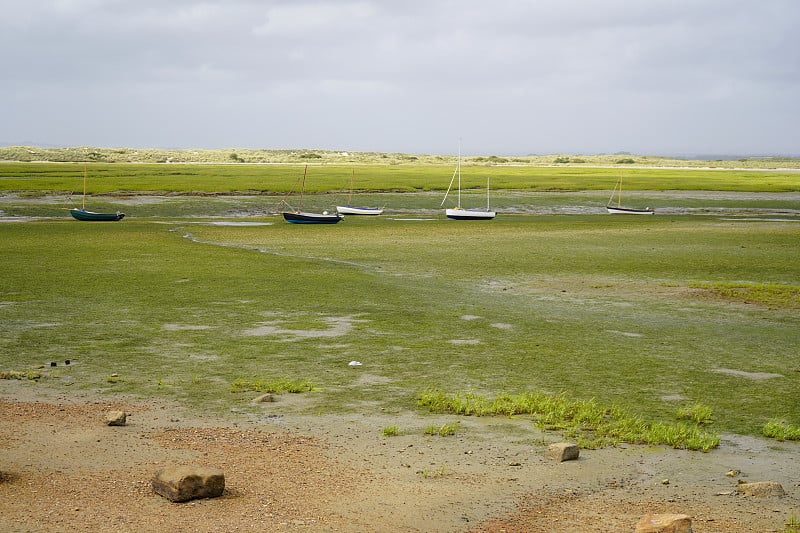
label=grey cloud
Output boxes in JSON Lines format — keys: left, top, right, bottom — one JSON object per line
{"left": 2, "top": 0, "right": 798, "bottom": 154}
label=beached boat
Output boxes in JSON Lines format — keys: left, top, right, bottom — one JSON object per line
{"left": 283, "top": 211, "right": 344, "bottom": 224}
{"left": 606, "top": 177, "right": 654, "bottom": 214}
{"left": 70, "top": 209, "right": 125, "bottom": 222}
{"left": 336, "top": 170, "right": 383, "bottom": 215}
{"left": 69, "top": 165, "right": 125, "bottom": 221}
{"left": 441, "top": 145, "right": 496, "bottom": 220}
{"left": 335, "top": 205, "right": 383, "bottom": 215}
{"left": 282, "top": 166, "right": 344, "bottom": 224}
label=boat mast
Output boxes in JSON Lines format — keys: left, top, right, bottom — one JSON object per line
{"left": 299, "top": 165, "right": 307, "bottom": 212}
{"left": 440, "top": 143, "right": 460, "bottom": 208}
{"left": 456, "top": 142, "right": 462, "bottom": 209}
{"left": 82, "top": 163, "right": 87, "bottom": 210}
{"left": 348, "top": 169, "right": 354, "bottom": 205}
{"left": 608, "top": 177, "right": 622, "bottom": 208}
{"left": 486, "top": 176, "right": 490, "bottom": 211}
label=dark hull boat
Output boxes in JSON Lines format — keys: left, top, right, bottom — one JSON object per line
{"left": 70, "top": 209, "right": 125, "bottom": 222}
{"left": 606, "top": 205, "right": 654, "bottom": 215}
{"left": 280, "top": 166, "right": 344, "bottom": 224}
{"left": 69, "top": 164, "right": 125, "bottom": 222}
{"left": 607, "top": 177, "right": 654, "bottom": 215}
{"left": 282, "top": 211, "right": 344, "bottom": 224}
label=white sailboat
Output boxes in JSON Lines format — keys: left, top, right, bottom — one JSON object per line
{"left": 441, "top": 145, "right": 496, "bottom": 220}
{"left": 336, "top": 169, "right": 383, "bottom": 215}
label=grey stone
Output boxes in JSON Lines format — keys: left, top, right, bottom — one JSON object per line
{"left": 252, "top": 393, "right": 275, "bottom": 403}
{"left": 105, "top": 410, "right": 127, "bottom": 426}
{"left": 635, "top": 513, "right": 693, "bottom": 533}
{"left": 545, "top": 442, "right": 579, "bottom": 462}
{"left": 735, "top": 481, "right": 785, "bottom": 497}
{"left": 152, "top": 465, "right": 225, "bottom": 502}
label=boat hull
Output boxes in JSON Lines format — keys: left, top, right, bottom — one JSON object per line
{"left": 70, "top": 209, "right": 125, "bottom": 221}
{"left": 336, "top": 206, "right": 383, "bottom": 215}
{"left": 606, "top": 206, "right": 654, "bottom": 215}
{"left": 282, "top": 211, "right": 344, "bottom": 224}
{"left": 445, "top": 208, "right": 496, "bottom": 220}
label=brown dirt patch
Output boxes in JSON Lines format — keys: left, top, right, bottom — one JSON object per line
{"left": 1, "top": 389, "right": 798, "bottom": 532}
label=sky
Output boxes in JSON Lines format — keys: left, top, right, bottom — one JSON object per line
{"left": 2, "top": 0, "right": 799, "bottom": 156}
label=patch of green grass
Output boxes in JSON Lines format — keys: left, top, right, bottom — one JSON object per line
{"left": 786, "top": 513, "right": 800, "bottom": 533}
{"left": 423, "top": 422, "right": 459, "bottom": 437}
{"left": 0, "top": 369, "right": 42, "bottom": 381}
{"left": 418, "top": 390, "right": 720, "bottom": 451}
{"left": 638, "top": 421, "right": 720, "bottom": 452}
{"left": 417, "top": 465, "right": 447, "bottom": 478}
{"left": 381, "top": 425, "right": 400, "bottom": 437}
{"left": 229, "top": 377, "right": 315, "bottom": 394}
{"left": 689, "top": 282, "right": 800, "bottom": 309}
{"left": 676, "top": 402, "right": 714, "bottom": 425}
{"left": 763, "top": 420, "right": 800, "bottom": 441}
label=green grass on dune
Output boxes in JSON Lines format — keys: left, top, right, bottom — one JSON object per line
{"left": 1, "top": 213, "right": 798, "bottom": 440}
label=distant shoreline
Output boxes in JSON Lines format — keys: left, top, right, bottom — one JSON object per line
{"left": 1, "top": 145, "right": 799, "bottom": 170}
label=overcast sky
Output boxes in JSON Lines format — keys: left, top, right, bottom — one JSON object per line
{"left": 2, "top": 0, "right": 798, "bottom": 156}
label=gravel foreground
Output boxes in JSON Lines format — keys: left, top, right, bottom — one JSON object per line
{"left": 1, "top": 385, "right": 798, "bottom": 532}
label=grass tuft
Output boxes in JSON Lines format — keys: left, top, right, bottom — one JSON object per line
{"left": 423, "top": 422, "right": 459, "bottom": 437}
{"left": 381, "top": 425, "right": 400, "bottom": 437}
{"left": 0, "top": 369, "right": 42, "bottom": 381}
{"left": 417, "top": 465, "right": 447, "bottom": 478}
{"left": 763, "top": 419, "right": 800, "bottom": 441}
{"left": 786, "top": 513, "right": 800, "bottom": 533}
{"left": 418, "top": 390, "right": 720, "bottom": 451}
{"left": 676, "top": 402, "right": 714, "bottom": 425}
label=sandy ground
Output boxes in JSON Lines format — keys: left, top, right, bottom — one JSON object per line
{"left": 1, "top": 382, "right": 798, "bottom": 532}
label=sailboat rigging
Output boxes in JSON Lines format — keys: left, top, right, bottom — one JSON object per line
{"left": 440, "top": 144, "right": 496, "bottom": 220}
{"left": 336, "top": 169, "right": 383, "bottom": 215}
{"left": 69, "top": 164, "right": 125, "bottom": 221}
{"left": 281, "top": 165, "right": 344, "bottom": 224}
{"left": 606, "top": 176, "right": 654, "bottom": 215}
